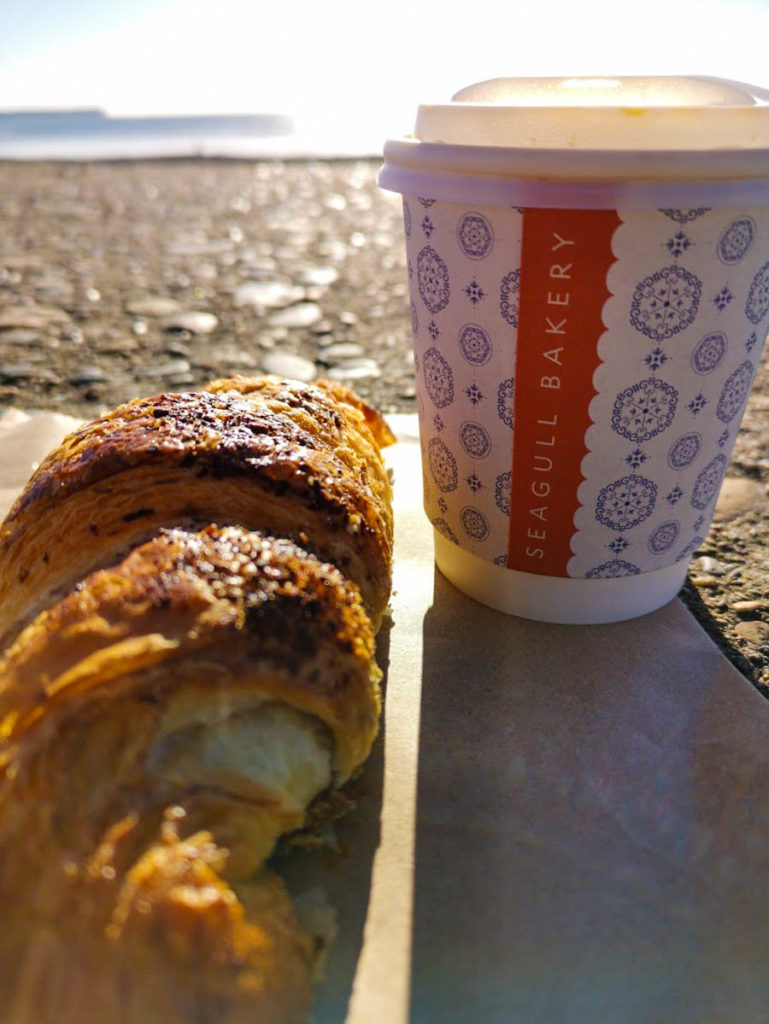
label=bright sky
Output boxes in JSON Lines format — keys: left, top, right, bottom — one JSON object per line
{"left": 2, "top": 0, "right": 769, "bottom": 140}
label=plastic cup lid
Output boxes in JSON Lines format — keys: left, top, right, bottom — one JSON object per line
{"left": 414, "top": 76, "right": 769, "bottom": 150}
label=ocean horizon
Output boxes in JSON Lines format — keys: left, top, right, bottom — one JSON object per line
{"left": 0, "top": 108, "right": 386, "bottom": 161}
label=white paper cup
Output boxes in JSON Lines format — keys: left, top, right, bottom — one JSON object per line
{"left": 379, "top": 77, "right": 769, "bottom": 623}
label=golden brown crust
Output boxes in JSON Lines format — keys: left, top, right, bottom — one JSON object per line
{"left": 0, "top": 377, "right": 393, "bottom": 646}
{"left": 0, "top": 526, "right": 382, "bottom": 1022}
{"left": 0, "top": 525, "right": 380, "bottom": 781}
{"left": 2, "top": 815, "right": 315, "bottom": 1024}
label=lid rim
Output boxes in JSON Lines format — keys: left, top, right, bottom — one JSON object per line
{"left": 383, "top": 136, "right": 769, "bottom": 175}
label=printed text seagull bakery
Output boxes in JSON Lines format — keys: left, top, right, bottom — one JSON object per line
{"left": 522, "top": 231, "right": 574, "bottom": 561}
{"left": 507, "top": 209, "right": 620, "bottom": 577}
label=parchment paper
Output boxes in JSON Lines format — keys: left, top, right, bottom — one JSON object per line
{"left": 3, "top": 410, "right": 769, "bottom": 1023}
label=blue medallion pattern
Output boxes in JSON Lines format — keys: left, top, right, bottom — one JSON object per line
{"left": 611, "top": 378, "right": 678, "bottom": 442}
{"left": 648, "top": 520, "right": 680, "bottom": 554}
{"left": 691, "top": 331, "right": 727, "bottom": 374}
{"left": 428, "top": 437, "right": 458, "bottom": 493}
{"left": 595, "top": 474, "right": 658, "bottom": 531}
{"left": 630, "top": 266, "right": 701, "bottom": 341}
{"left": 458, "top": 323, "right": 493, "bottom": 365}
{"left": 667, "top": 432, "right": 702, "bottom": 470}
{"left": 422, "top": 346, "right": 455, "bottom": 408}
{"left": 691, "top": 454, "right": 727, "bottom": 509}
{"left": 459, "top": 420, "right": 492, "bottom": 459}
{"left": 718, "top": 217, "right": 755, "bottom": 264}
{"left": 457, "top": 212, "right": 494, "bottom": 259}
{"left": 746, "top": 261, "right": 769, "bottom": 325}
{"left": 461, "top": 506, "right": 490, "bottom": 540}
{"left": 716, "top": 360, "right": 754, "bottom": 423}
{"left": 417, "top": 246, "right": 450, "bottom": 314}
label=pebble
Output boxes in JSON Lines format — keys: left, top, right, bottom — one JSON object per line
{"left": 317, "top": 342, "right": 366, "bottom": 363}
{"left": 141, "top": 358, "right": 192, "bottom": 379}
{"left": 714, "top": 477, "right": 765, "bottom": 520}
{"left": 165, "top": 340, "right": 191, "bottom": 358}
{"left": 70, "top": 366, "right": 109, "bottom": 385}
{"left": 734, "top": 620, "right": 769, "bottom": 646}
{"left": 311, "top": 320, "right": 335, "bottom": 337}
{"left": 97, "top": 336, "right": 140, "bottom": 354}
{"left": 696, "top": 556, "right": 726, "bottom": 575}
{"left": 267, "top": 303, "right": 323, "bottom": 329}
{"left": 325, "top": 358, "right": 381, "bottom": 381}
{"left": 126, "top": 297, "right": 181, "bottom": 317}
{"left": 733, "top": 599, "right": 766, "bottom": 613}
{"left": 1, "top": 328, "right": 39, "bottom": 347}
{"left": 162, "top": 311, "right": 218, "bottom": 335}
{"left": 0, "top": 363, "right": 60, "bottom": 383}
{"left": 214, "top": 343, "right": 259, "bottom": 370}
{"left": 260, "top": 351, "right": 317, "bottom": 382}
{"left": 297, "top": 266, "right": 339, "bottom": 287}
{"left": 0, "top": 305, "right": 71, "bottom": 330}
{"left": 233, "top": 281, "right": 305, "bottom": 309}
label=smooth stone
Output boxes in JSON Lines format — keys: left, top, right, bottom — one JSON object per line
{"left": 0, "top": 328, "right": 39, "bottom": 346}
{"left": 214, "top": 344, "right": 259, "bottom": 370}
{"left": 311, "top": 320, "right": 335, "bottom": 337}
{"left": 266, "top": 302, "right": 322, "bottom": 329}
{"left": 696, "top": 556, "right": 726, "bottom": 575}
{"left": 0, "top": 363, "right": 60, "bottom": 383}
{"left": 141, "top": 358, "right": 192, "bottom": 379}
{"left": 260, "top": 351, "right": 317, "bottom": 382}
{"left": 126, "top": 297, "right": 181, "bottom": 317}
{"left": 71, "top": 366, "right": 109, "bottom": 385}
{"left": 325, "top": 358, "right": 381, "bottom": 381}
{"left": 734, "top": 620, "right": 769, "bottom": 645}
{"left": 298, "top": 266, "right": 339, "bottom": 287}
{"left": 162, "top": 311, "right": 218, "bottom": 335}
{"left": 234, "top": 281, "right": 305, "bottom": 309}
{"left": 714, "top": 476, "right": 765, "bottom": 520}
{"left": 733, "top": 599, "right": 766, "bottom": 613}
{"left": 0, "top": 305, "right": 71, "bottom": 329}
{"left": 165, "top": 341, "right": 191, "bottom": 358}
{"left": 317, "top": 342, "right": 365, "bottom": 362}
{"left": 97, "top": 337, "right": 139, "bottom": 353}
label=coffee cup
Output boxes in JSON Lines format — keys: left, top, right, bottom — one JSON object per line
{"left": 380, "top": 76, "right": 769, "bottom": 623}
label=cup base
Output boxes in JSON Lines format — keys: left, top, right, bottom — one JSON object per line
{"left": 434, "top": 532, "right": 688, "bottom": 624}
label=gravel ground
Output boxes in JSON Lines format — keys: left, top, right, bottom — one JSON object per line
{"left": 2, "top": 158, "right": 769, "bottom": 694}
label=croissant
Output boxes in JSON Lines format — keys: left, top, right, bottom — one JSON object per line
{"left": 0, "top": 377, "right": 394, "bottom": 1023}
{"left": 0, "top": 375, "right": 394, "bottom": 649}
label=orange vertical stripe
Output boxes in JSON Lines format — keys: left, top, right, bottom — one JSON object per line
{"left": 507, "top": 207, "right": 620, "bottom": 577}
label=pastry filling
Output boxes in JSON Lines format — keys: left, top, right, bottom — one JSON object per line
{"left": 146, "top": 701, "right": 334, "bottom": 814}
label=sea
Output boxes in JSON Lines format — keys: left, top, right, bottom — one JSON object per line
{"left": 0, "top": 109, "right": 385, "bottom": 161}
